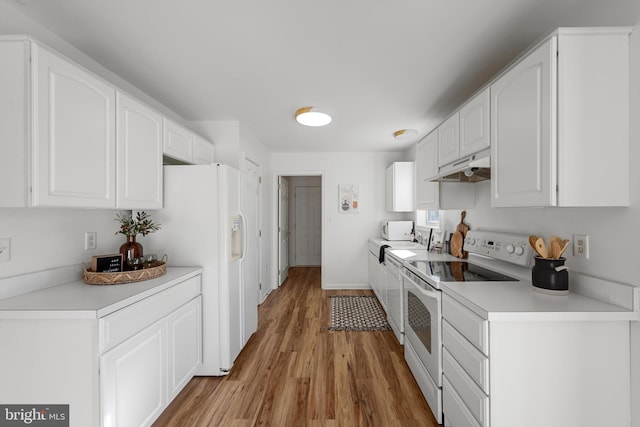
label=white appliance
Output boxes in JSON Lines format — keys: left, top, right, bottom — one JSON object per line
{"left": 381, "top": 220, "right": 413, "bottom": 241}
{"left": 143, "top": 164, "right": 256, "bottom": 376}
{"left": 400, "top": 230, "right": 534, "bottom": 424}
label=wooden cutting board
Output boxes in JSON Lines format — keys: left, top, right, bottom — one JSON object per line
{"left": 450, "top": 211, "right": 469, "bottom": 259}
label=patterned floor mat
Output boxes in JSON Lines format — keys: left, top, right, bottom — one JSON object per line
{"left": 327, "top": 295, "right": 392, "bottom": 331}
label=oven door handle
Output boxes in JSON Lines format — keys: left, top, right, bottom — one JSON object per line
{"left": 400, "top": 270, "right": 440, "bottom": 299}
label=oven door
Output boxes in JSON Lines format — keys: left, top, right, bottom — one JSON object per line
{"left": 402, "top": 269, "right": 442, "bottom": 387}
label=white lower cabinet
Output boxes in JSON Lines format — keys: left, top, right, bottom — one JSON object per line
{"left": 101, "top": 319, "right": 167, "bottom": 427}
{"left": 167, "top": 297, "right": 202, "bottom": 399}
{"left": 101, "top": 296, "right": 201, "bottom": 427}
{"left": 442, "top": 293, "right": 632, "bottom": 427}
{"left": 0, "top": 270, "right": 202, "bottom": 427}
{"left": 367, "top": 246, "right": 387, "bottom": 306}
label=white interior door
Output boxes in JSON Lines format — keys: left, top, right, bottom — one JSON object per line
{"left": 278, "top": 177, "right": 290, "bottom": 286}
{"left": 294, "top": 186, "right": 321, "bottom": 266}
{"left": 241, "top": 157, "right": 261, "bottom": 344}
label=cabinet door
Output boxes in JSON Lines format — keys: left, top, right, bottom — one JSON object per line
{"left": 167, "top": 297, "right": 202, "bottom": 400}
{"left": 0, "top": 40, "right": 30, "bottom": 207}
{"left": 33, "top": 45, "right": 116, "bottom": 207}
{"left": 459, "top": 88, "right": 490, "bottom": 157}
{"left": 490, "top": 38, "right": 556, "bottom": 207}
{"left": 163, "top": 118, "right": 194, "bottom": 163}
{"left": 415, "top": 131, "right": 440, "bottom": 209}
{"left": 101, "top": 320, "right": 166, "bottom": 427}
{"left": 116, "top": 92, "right": 163, "bottom": 209}
{"left": 192, "top": 135, "right": 215, "bottom": 164}
{"left": 437, "top": 114, "right": 460, "bottom": 167}
{"left": 368, "top": 251, "right": 379, "bottom": 298}
{"left": 386, "top": 162, "right": 415, "bottom": 212}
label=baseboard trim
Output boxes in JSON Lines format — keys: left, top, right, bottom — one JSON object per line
{"left": 322, "top": 283, "right": 372, "bottom": 290}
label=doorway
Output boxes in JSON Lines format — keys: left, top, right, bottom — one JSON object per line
{"left": 277, "top": 175, "right": 322, "bottom": 287}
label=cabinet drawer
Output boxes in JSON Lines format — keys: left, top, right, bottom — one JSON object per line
{"left": 443, "top": 349, "right": 489, "bottom": 427}
{"left": 100, "top": 276, "right": 201, "bottom": 352}
{"left": 443, "top": 376, "right": 482, "bottom": 427}
{"left": 443, "top": 320, "right": 489, "bottom": 394}
{"left": 443, "top": 294, "right": 488, "bottom": 354}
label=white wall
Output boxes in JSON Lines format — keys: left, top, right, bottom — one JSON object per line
{"left": 0, "top": 208, "right": 123, "bottom": 280}
{"left": 436, "top": 19, "right": 640, "bottom": 426}
{"left": 271, "top": 151, "right": 410, "bottom": 289}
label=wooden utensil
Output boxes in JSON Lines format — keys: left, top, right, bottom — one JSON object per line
{"left": 456, "top": 211, "right": 469, "bottom": 236}
{"left": 529, "top": 235, "right": 540, "bottom": 255}
{"left": 450, "top": 231, "right": 464, "bottom": 258}
{"left": 450, "top": 211, "right": 469, "bottom": 258}
{"left": 534, "top": 237, "right": 548, "bottom": 259}
{"left": 558, "top": 239, "right": 570, "bottom": 258}
{"left": 550, "top": 240, "right": 561, "bottom": 259}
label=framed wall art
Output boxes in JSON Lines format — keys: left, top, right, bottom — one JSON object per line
{"left": 338, "top": 184, "right": 359, "bottom": 213}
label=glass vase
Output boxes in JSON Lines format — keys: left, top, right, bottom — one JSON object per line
{"left": 120, "top": 235, "right": 143, "bottom": 270}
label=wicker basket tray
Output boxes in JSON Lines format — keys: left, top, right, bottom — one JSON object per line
{"left": 83, "top": 258, "right": 167, "bottom": 285}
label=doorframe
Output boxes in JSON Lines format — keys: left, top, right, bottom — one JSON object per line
{"left": 272, "top": 171, "right": 324, "bottom": 289}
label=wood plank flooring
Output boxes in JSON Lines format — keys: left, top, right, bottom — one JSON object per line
{"left": 153, "top": 267, "right": 439, "bottom": 427}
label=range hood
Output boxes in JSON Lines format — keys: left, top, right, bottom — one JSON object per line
{"left": 430, "top": 147, "right": 491, "bottom": 183}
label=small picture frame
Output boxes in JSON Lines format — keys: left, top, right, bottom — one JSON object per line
{"left": 338, "top": 184, "right": 359, "bottom": 213}
{"left": 91, "top": 254, "right": 123, "bottom": 273}
{"left": 429, "top": 229, "right": 447, "bottom": 253}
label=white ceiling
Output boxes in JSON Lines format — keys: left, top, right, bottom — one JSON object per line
{"left": 3, "top": 0, "right": 639, "bottom": 152}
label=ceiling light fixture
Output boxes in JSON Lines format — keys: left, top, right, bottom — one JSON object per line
{"left": 295, "top": 107, "right": 332, "bottom": 127}
{"left": 393, "top": 129, "right": 418, "bottom": 141}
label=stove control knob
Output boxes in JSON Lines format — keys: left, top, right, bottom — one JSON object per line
{"left": 467, "top": 238, "right": 476, "bottom": 246}
{"left": 515, "top": 246, "right": 525, "bottom": 256}
{"left": 506, "top": 244, "right": 515, "bottom": 254}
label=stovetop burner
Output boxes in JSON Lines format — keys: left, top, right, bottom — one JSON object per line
{"left": 407, "top": 260, "right": 517, "bottom": 283}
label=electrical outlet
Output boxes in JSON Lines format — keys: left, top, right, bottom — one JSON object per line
{"left": 573, "top": 234, "right": 589, "bottom": 259}
{"left": 85, "top": 232, "right": 97, "bottom": 250}
{"left": 0, "top": 238, "right": 10, "bottom": 262}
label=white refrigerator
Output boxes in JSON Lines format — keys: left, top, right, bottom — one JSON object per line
{"left": 143, "top": 164, "right": 254, "bottom": 376}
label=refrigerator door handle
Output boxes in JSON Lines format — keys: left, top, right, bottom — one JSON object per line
{"left": 239, "top": 212, "right": 248, "bottom": 261}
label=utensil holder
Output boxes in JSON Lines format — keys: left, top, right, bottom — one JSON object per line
{"left": 531, "top": 256, "right": 569, "bottom": 295}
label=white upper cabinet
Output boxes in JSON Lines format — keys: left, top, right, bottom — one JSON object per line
{"left": 1, "top": 36, "right": 216, "bottom": 209}
{"left": 491, "top": 37, "right": 555, "bottom": 208}
{"left": 415, "top": 131, "right": 439, "bottom": 209}
{"left": 437, "top": 88, "right": 490, "bottom": 169}
{"left": 491, "top": 28, "right": 630, "bottom": 207}
{"left": 459, "top": 88, "right": 490, "bottom": 158}
{"left": 437, "top": 114, "right": 460, "bottom": 167}
{"left": 116, "top": 92, "right": 163, "bottom": 209}
{"left": 192, "top": 134, "right": 215, "bottom": 165}
{"left": 0, "top": 40, "right": 30, "bottom": 207}
{"left": 386, "top": 162, "right": 415, "bottom": 212}
{"left": 416, "top": 131, "right": 475, "bottom": 211}
{"left": 34, "top": 45, "right": 117, "bottom": 208}
{"left": 163, "top": 118, "right": 194, "bottom": 164}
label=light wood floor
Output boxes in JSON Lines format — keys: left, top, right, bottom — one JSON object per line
{"left": 153, "top": 267, "right": 439, "bottom": 427}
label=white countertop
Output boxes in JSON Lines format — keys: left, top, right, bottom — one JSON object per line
{"left": 379, "top": 245, "right": 639, "bottom": 322}
{"left": 442, "top": 279, "right": 639, "bottom": 322}
{"left": 0, "top": 267, "right": 202, "bottom": 320}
